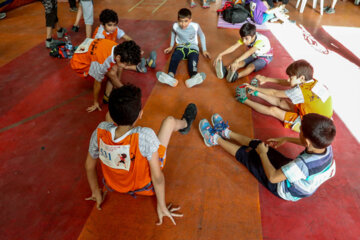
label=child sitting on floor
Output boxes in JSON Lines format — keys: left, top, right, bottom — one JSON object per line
{"left": 247, "top": 0, "right": 289, "bottom": 25}
{"left": 236, "top": 59, "right": 333, "bottom": 132}
{"left": 199, "top": 112, "right": 336, "bottom": 201}
{"left": 85, "top": 84, "right": 198, "bottom": 224}
{"left": 214, "top": 23, "right": 273, "bottom": 83}
{"left": 92, "top": 9, "right": 157, "bottom": 73}
{"left": 156, "top": 8, "right": 211, "bottom": 88}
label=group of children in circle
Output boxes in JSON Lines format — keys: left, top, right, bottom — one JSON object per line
{"left": 66, "top": 4, "right": 337, "bottom": 225}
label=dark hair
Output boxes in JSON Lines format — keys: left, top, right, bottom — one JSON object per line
{"left": 239, "top": 23, "right": 256, "bottom": 38}
{"left": 286, "top": 60, "right": 314, "bottom": 81}
{"left": 114, "top": 40, "right": 141, "bottom": 65}
{"left": 108, "top": 84, "right": 142, "bottom": 126}
{"left": 301, "top": 113, "right": 336, "bottom": 149}
{"left": 99, "top": 9, "right": 118, "bottom": 25}
{"left": 178, "top": 8, "right": 192, "bottom": 19}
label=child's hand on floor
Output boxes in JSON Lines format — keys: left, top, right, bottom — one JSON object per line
{"left": 267, "top": 138, "right": 287, "bottom": 148}
{"left": 85, "top": 189, "right": 107, "bottom": 210}
{"left": 156, "top": 203, "right": 183, "bottom": 225}
{"left": 203, "top": 51, "right": 211, "bottom": 59}
{"left": 164, "top": 46, "right": 173, "bottom": 54}
{"left": 87, "top": 102, "right": 102, "bottom": 112}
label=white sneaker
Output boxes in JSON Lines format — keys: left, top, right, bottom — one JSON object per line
{"left": 156, "top": 72, "right": 178, "bottom": 87}
{"left": 185, "top": 72, "right": 206, "bottom": 88}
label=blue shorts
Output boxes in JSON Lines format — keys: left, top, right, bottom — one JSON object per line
{"left": 244, "top": 55, "right": 273, "bottom": 72}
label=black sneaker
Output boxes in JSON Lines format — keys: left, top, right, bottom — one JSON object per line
{"left": 72, "top": 25, "right": 79, "bottom": 32}
{"left": 179, "top": 103, "right": 197, "bottom": 135}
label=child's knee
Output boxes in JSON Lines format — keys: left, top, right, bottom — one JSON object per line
{"left": 246, "top": 63, "right": 256, "bottom": 71}
{"left": 162, "top": 116, "right": 176, "bottom": 127}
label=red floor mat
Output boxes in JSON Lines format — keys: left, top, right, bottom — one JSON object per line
{"left": 0, "top": 19, "right": 172, "bottom": 240}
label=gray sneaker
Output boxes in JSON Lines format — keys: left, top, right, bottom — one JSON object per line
{"left": 156, "top": 71, "right": 178, "bottom": 87}
{"left": 57, "top": 28, "right": 67, "bottom": 38}
{"left": 136, "top": 58, "right": 147, "bottom": 73}
{"left": 215, "top": 60, "right": 227, "bottom": 79}
{"left": 46, "top": 39, "right": 64, "bottom": 48}
{"left": 325, "top": 8, "right": 335, "bottom": 14}
{"left": 185, "top": 72, "right": 206, "bottom": 88}
{"left": 226, "top": 68, "right": 238, "bottom": 83}
{"left": 0, "top": 12, "right": 6, "bottom": 20}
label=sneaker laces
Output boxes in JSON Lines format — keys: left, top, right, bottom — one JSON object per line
{"left": 213, "top": 121, "right": 229, "bottom": 135}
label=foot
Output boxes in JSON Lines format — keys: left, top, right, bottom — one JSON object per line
{"left": 185, "top": 72, "right": 206, "bottom": 88}
{"left": 136, "top": 58, "right": 147, "bottom": 73}
{"left": 202, "top": 2, "right": 210, "bottom": 8}
{"left": 147, "top": 50, "right": 157, "bottom": 68}
{"left": 235, "top": 84, "right": 248, "bottom": 103}
{"left": 57, "top": 28, "right": 67, "bottom": 38}
{"left": 156, "top": 72, "right": 178, "bottom": 87}
{"left": 69, "top": 7, "right": 78, "bottom": 12}
{"left": 282, "top": 8, "right": 289, "bottom": 14}
{"left": 46, "top": 38, "right": 65, "bottom": 48}
{"left": 190, "top": 2, "right": 196, "bottom": 8}
{"left": 199, "top": 119, "right": 218, "bottom": 147}
{"left": 211, "top": 113, "right": 230, "bottom": 139}
{"left": 72, "top": 25, "right": 79, "bottom": 32}
{"left": 0, "top": 12, "right": 6, "bottom": 20}
{"left": 215, "top": 60, "right": 227, "bottom": 79}
{"left": 179, "top": 103, "right": 197, "bottom": 135}
{"left": 248, "top": 78, "right": 259, "bottom": 96}
{"left": 226, "top": 68, "right": 238, "bottom": 83}
{"left": 325, "top": 8, "right": 335, "bottom": 14}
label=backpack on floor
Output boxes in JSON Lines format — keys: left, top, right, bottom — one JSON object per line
{"left": 218, "top": 2, "right": 250, "bottom": 24}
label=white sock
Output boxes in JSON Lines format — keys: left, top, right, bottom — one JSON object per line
{"left": 224, "top": 129, "right": 231, "bottom": 139}
{"left": 213, "top": 134, "right": 219, "bottom": 144}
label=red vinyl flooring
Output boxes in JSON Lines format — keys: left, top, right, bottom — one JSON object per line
{"left": 0, "top": 0, "right": 359, "bottom": 239}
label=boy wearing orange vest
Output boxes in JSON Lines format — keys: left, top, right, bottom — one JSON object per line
{"left": 85, "top": 84, "right": 197, "bottom": 225}
{"left": 236, "top": 59, "right": 333, "bottom": 132}
{"left": 70, "top": 39, "right": 142, "bottom": 112}
{"left": 92, "top": 9, "right": 157, "bottom": 74}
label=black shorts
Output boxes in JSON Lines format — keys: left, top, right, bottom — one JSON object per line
{"left": 235, "top": 140, "right": 292, "bottom": 197}
{"left": 42, "top": 0, "right": 58, "bottom": 28}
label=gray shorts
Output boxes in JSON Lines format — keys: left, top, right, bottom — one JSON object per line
{"left": 244, "top": 55, "right": 273, "bottom": 72}
{"left": 80, "top": 0, "right": 93, "bottom": 25}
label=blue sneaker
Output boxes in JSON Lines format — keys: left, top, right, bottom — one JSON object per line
{"left": 136, "top": 58, "right": 147, "bottom": 73}
{"left": 199, "top": 119, "right": 218, "bottom": 147}
{"left": 211, "top": 113, "right": 230, "bottom": 139}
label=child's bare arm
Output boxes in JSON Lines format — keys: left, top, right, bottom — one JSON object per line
{"left": 87, "top": 81, "right": 102, "bottom": 112}
{"left": 245, "top": 83, "right": 288, "bottom": 98}
{"left": 85, "top": 153, "right": 105, "bottom": 209}
{"left": 122, "top": 34, "right": 132, "bottom": 41}
{"left": 255, "top": 75, "right": 290, "bottom": 86}
{"left": 234, "top": 46, "right": 258, "bottom": 63}
{"left": 214, "top": 42, "right": 242, "bottom": 65}
{"left": 149, "top": 151, "right": 183, "bottom": 225}
{"left": 267, "top": 137, "right": 305, "bottom": 148}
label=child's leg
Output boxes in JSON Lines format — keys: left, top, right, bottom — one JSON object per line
{"left": 168, "top": 48, "right": 185, "bottom": 76}
{"left": 157, "top": 116, "right": 187, "bottom": 148}
{"left": 104, "top": 81, "right": 113, "bottom": 97}
{"left": 237, "top": 63, "right": 256, "bottom": 79}
{"left": 73, "top": 3, "right": 82, "bottom": 27}
{"left": 157, "top": 103, "right": 197, "bottom": 147}
{"left": 243, "top": 98, "right": 287, "bottom": 121}
{"left": 187, "top": 50, "right": 199, "bottom": 77}
{"left": 81, "top": 0, "right": 93, "bottom": 38}
{"left": 255, "top": 92, "right": 294, "bottom": 111}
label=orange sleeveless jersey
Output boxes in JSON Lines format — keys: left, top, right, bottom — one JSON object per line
{"left": 284, "top": 79, "right": 333, "bottom": 128}
{"left": 70, "top": 38, "right": 117, "bottom": 82}
{"left": 89, "top": 122, "right": 166, "bottom": 196}
{"left": 92, "top": 25, "right": 125, "bottom": 42}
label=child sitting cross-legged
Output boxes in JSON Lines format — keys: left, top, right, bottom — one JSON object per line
{"left": 156, "top": 8, "right": 211, "bottom": 88}
{"left": 86, "top": 84, "right": 198, "bottom": 224}
{"left": 199, "top": 112, "right": 336, "bottom": 201}
{"left": 93, "top": 9, "right": 157, "bottom": 74}
{"left": 214, "top": 23, "right": 273, "bottom": 83}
